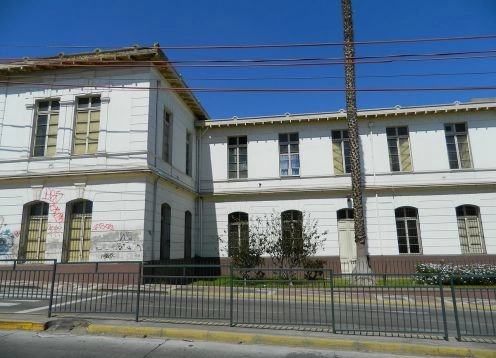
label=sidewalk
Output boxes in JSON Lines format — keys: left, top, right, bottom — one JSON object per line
{"left": 0, "top": 313, "right": 494, "bottom": 358}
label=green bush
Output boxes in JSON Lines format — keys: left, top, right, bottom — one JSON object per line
{"left": 415, "top": 263, "right": 496, "bottom": 285}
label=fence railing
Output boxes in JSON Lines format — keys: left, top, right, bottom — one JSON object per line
{"left": 0, "top": 261, "right": 495, "bottom": 340}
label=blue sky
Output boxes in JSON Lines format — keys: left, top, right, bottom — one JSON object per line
{"left": 1, "top": 0, "right": 496, "bottom": 119}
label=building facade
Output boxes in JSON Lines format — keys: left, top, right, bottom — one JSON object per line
{"left": 1, "top": 47, "right": 495, "bottom": 269}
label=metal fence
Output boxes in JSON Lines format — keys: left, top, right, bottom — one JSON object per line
{"left": 0, "top": 260, "right": 495, "bottom": 340}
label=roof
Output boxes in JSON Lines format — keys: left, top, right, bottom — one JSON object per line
{"left": 0, "top": 45, "right": 209, "bottom": 120}
{"left": 201, "top": 100, "right": 496, "bottom": 128}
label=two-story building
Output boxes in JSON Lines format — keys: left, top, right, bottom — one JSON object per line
{"left": 1, "top": 46, "right": 495, "bottom": 270}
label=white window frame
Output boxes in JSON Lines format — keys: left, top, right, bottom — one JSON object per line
{"left": 228, "top": 136, "right": 248, "bottom": 179}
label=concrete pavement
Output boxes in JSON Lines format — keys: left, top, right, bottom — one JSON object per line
{"left": 0, "top": 313, "right": 495, "bottom": 357}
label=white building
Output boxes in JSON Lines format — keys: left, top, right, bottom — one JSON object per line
{"left": 1, "top": 46, "right": 495, "bottom": 271}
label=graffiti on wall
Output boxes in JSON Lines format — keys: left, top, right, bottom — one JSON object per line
{"left": 0, "top": 216, "right": 20, "bottom": 256}
{"left": 92, "top": 226, "right": 143, "bottom": 261}
{"left": 42, "top": 188, "right": 65, "bottom": 223}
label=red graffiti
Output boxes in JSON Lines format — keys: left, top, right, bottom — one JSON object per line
{"left": 47, "top": 224, "right": 63, "bottom": 233}
{"left": 42, "top": 189, "right": 65, "bottom": 223}
{"left": 92, "top": 223, "right": 114, "bottom": 231}
{"left": 42, "top": 189, "right": 64, "bottom": 204}
{"left": 49, "top": 204, "right": 64, "bottom": 223}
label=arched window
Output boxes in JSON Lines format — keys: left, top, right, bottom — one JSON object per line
{"left": 21, "top": 202, "right": 49, "bottom": 260}
{"left": 65, "top": 200, "right": 92, "bottom": 262}
{"left": 395, "top": 207, "right": 421, "bottom": 254}
{"left": 456, "top": 205, "right": 485, "bottom": 254}
{"left": 160, "top": 203, "right": 171, "bottom": 260}
{"left": 337, "top": 208, "right": 354, "bottom": 220}
{"left": 228, "top": 212, "right": 248, "bottom": 257}
{"left": 184, "top": 211, "right": 192, "bottom": 259}
{"left": 281, "top": 210, "right": 303, "bottom": 255}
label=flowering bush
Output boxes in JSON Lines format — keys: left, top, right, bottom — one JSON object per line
{"left": 415, "top": 263, "right": 496, "bottom": 285}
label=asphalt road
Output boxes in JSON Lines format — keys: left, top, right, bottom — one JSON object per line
{"left": 0, "top": 330, "right": 430, "bottom": 358}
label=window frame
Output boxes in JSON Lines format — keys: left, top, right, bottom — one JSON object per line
{"left": 73, "top": 95, "right": 101, "bottom": 155}
{"left": 386, "top": 126, "right": 413, "bottom": 172}
{"left": 444, "top": 123, "right": 473, "bottom": 169}
{"left": 456, "top": 205, "right": 486, "bottom": 254}
{"left": 279, "top": 132, "right": 300, "bottom": 177}
{"left": 281, "top": 210, "right": 303, "bottom": 256}
{"left": 331, "top": 129, "right": 351, "bottom": 175}
{"left": 227, "top": 136, "right": 248, "bottom": 179}
{"left": 162, "top": 110, "right": 173, "bottom": 163}
{"left": 228, "top": 212, "right": 249, "bottom": 257}
{"left": 394, "top": 206, "right": 422, "bottom": 254}
{"left": 185, "top": 132, "right": 192, "bottom": 176}
{"left": 64, "top": 200, "right": 93, "bottom": 263}
{"left": 32, "top": 99, "right": 60, "bottom": 157}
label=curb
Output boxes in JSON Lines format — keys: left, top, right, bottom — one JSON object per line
{"left": 0, "top": 320, "right": 46, "bottom": 331}
{"left": 87, "top": 324, "right": 496, "bottom": 358}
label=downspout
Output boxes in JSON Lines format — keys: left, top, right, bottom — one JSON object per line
{"left": 150, "top": 80, "right": 160, "bottom": 260}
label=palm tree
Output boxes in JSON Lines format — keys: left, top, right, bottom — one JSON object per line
{"left": 341, "top": 0, "right": 372, "bottom": 277}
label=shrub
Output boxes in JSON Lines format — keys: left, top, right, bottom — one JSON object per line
{"left": 415, "top": 263, "right": 496, "bottom": 285}
{"left": 303, "top": 258, "right": 325, "bottom": 280}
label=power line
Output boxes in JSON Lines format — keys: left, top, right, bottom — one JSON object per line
{"left": 1, "top": 79, "right": 495, "bottom": 93}
{"left": 0, "top": 34, "right": 495, "bottom": 50}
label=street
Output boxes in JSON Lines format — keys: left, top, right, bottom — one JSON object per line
{"left": 0, "top": 330, "right": 429, "bottom": 358}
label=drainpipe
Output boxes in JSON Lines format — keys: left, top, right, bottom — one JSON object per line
{"left": 368, "top": 121, "right": 382, "bottom": 255}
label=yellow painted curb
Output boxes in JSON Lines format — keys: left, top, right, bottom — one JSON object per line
{"left": 0, "top": 320, "right": 46, "bottom": 331}
{"left": 86, "top": 324, "right": 496, "bottom": 358}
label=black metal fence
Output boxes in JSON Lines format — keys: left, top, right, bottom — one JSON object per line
{"left": 0, "top": 260, "right": 495, "bottom": 340}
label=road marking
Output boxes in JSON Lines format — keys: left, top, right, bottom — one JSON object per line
{"left": 15, "top": 293, "right": 118, "bottom": 313}
{"left": 0, "top": 302, "right": 19, "bottom": 307}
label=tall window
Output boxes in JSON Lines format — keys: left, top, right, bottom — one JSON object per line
{"left": 185, "top": 132, "right": 192, "bottom": 176}
{"left": 279, "top": 133, "right": 300, "bottom": 176}
{"left": 160, "top": 203, "right": 171, "bottom": 260}
{"left": 386, "top": 126, "right": 412, "bottom": 172}
{"left": 32, "top": 100, "right": 60, "bottom": 157}
{"left": 184, "top": 211, "right": 192, "bottom": 259}
{"left": 332, "top": 130, "right": 351, "bottom": 174}
{"left": 74, "top": 96, "right": 101, "bottom": 155}
{"left": 228, "top": 136, "right": 248, "bottom": 179}
{"left": 456, "top": 205, "right": 485, "bottom": 254}
{"left": 65, "top": 200, "right": 92, "bottom": 262}
{"left": 395, "top": 207, "right": 421, "bottom": 254}
{"left": 22, "top": 202, "right": 49, "bottom": 260}
{"left": 163, "top": 110, "right": 172, "bottom": 163}
{"left": 228, "top": 212, "right": 249, "bottom": 257}
{"left": 444, "top": 123, "right": 472, "bottom": 169}
{"left": 281, "top": 210, "right": 303, "bottom": 255}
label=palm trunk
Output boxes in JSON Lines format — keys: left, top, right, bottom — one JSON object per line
{"left": 341, "top": 0, "right": 373, "bottom": 279}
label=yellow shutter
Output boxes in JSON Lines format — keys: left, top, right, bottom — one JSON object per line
{"left": 399, "top": 138, "right": 412, "bottom": 171}
{"left": 332, "top": 142, "right": 344, "bottom": 174}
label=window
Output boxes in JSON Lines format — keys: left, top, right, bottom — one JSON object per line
{"left": 395, "top": 207, "right": 421, "bottom": 254}
{"left": 386, "top": 127, "right": 412, "bottom": 172}
{"left": 228, "top": 136, "right": 248, "bottom": 179}
{"left": 160, "top": 203, "right": 171, "bottom": 260}
{"left": 32, "top": 100, "right": 60, "bottom": 157}
{"left": 185, "top": 132, "right": 192, "bottom": 176}
{"left": 163, "top": 111, "right": 172, "bottom": 163}
{"left": 281, "top": 210, "right": 303, "bottom": 255}
{"left": 332, "top": 130, "right": 351, "bottom": 174}
{"left": 74, "top": 96, "right": 101, "bottom": 155}
{"left": 65, "top": 200, "right": 92, "bottom": 262}
{"left": 21, "top": 202, "right": 49, "bottom": 260}
{"left": 279, "top": 133, "right": 300, "bottom": 176}
{"left": 444, "top": 123, "right": 472, "bottom": 169}
{"left": 184, "top": 211, "right": 192, "bottom": 259}
{"left": 228, "top": 212, "right": 249, "bottom": 257}
{"left": 456, "top": 205, "right": 485, "bottom": 254}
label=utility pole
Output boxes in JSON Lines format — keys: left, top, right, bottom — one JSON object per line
{"left": 341, "top": 0, "right": 372, "bottom": 275}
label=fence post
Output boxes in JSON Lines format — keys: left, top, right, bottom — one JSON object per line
{"left": 229, "top": 265, "right": 234, "bottom": 327}
{"left": 330, "top": 270, "right": 336, "bottom": 334}
{"left": 47, "top": 260, "right": 57, "bottom": 318}
{"left": 135, "top": 262, "right": 142, "bottom": 322}
{"left": 450, "top": 276, "right": 461, "bottom": 341}
{"left": 438, "top": 276, "right": 449, "bottom": 340}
